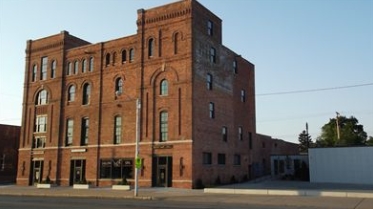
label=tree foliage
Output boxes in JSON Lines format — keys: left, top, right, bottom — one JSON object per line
{"left": 316, "top": 115, "right": 367, "bottom": 147}
{"left": 367, "top": 136, "right": 373, "bottom": 146}
{"left": 298, "top": 130, "right": 313, "bottom": 152}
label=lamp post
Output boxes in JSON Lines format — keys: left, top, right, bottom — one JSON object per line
{"left": 134, "top": 98, "right": 141, "bottom": 197}
{"left": 336, "top": 112, "right": 340, "bottom": 141}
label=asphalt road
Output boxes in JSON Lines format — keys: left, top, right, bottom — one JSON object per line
{"left": 0, "top": 195, "right": 372, "bottom": 209}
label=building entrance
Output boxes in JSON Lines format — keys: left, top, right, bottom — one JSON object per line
{"left": 152, "top": 156, "right": 172, "bottom": 187}
{"left": 30, "top": 160, "right": 43, "bottom": 185}
{"left": 69, "top": 159, "right": 86, "bottom": 185}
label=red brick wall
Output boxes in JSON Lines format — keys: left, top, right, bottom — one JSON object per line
{"left": 0, "top": 124, "right": 20, "bottom": 183}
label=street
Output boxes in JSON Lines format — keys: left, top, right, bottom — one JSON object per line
{"left": 0, "top": 195, "right": 372, "bottom": 209}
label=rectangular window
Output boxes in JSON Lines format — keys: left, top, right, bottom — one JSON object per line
{"left": 33, "top": 136, "right": 46, "bottom": 149}
{"left": 160, "top": 112, "right": 168, "bottom": 142}
{"left": 81, "top": 118, "right": 89, "bottom": 145}
{"left": 41, "top": 57, "right": 48, "bottom": 80}
{"left": 51, "top": 60, "right": 56, "bottom": 78}
{"left": 233, "top": 60, "right": 237, "bottom": 74}
{"left": 100, "top": 159, "right": 133, "bottom": 179}
{"left": 210, "top": 47, "right": 216, "bottom": 63}
{"left": 241, "top": 89, "right": 246, "bottom": 102}
{"left": 66, "top": 119, "right": 74, "bottom": 146}
{"left": 238, "top": 127, "right": 243, "bottom": 141}
{"left": 32, "top": 65, "right": 37, "bottom": 82}
{"left": 203, "top": 152, "right": 212, "bottom": 165}
{"left": 35, "top": 115, "right": 47, "bottom": 133}
{"left": 234, "top": 154, "right": 241, "bottom": 165}
{"left": 114, "top": 116, "right": 122, "bottom": 144}
{"left": 207, "top": 73, "right": 212, "bottom": 90}
{"left": 222, "top": 126, "right": 227, "bottom": 142}
{"left": 249, "top": 132, "right": 252, "bottom": 149}
{"left": 209, "top": 102, "right": 214, "bottom": 118}
{"left": 207, "top": 20, "right": 213, "bottom": 36}
{"left": 217, "top": 153, "right": 226, "bottom": 165}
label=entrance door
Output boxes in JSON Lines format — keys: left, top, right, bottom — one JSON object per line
{"left": 152, "top": 156, "right": 172, "bottom": 187}
{"left": 30, "top": 160, "right": 44, "bottom": 185}
{"left": 69, "top": 159, "right": 86, "bottom": 185}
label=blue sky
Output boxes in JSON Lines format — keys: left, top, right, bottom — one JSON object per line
{"left": 0, "top": 0, "right": 372, "bottom": 143}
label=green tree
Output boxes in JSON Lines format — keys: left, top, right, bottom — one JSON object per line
{"left": 366, "top": 136, "right": 373, "bottom": 146}
{"left": 298, "top": 130, "right": 313, "bottom": 152}
{"left": 316, "top": 115, "right": 367, "bottom": 147}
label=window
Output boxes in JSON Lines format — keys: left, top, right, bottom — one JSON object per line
{"left": 207, "top": 73, "right": 212, "bottom": 90}
{"left": 82, "top": 83, "right": 91, "bottom": 105}
{"left": 209, "top": 102, "right": 214, "bottom": 118}
{"left": 160, "top": 79, "right": 168, "bottom": 95}
{"left": 207, "top": 20, "right": 213, "bottom": 36}
{"left": 233, "top": 60, "right": 237, "bottom": 74}
{"left": 222, "top": 126, "right": 227, "bottom": 142}
{"left": 32, "top": 64, "right": 37, "bottom": 82}
{"left": 121, "top": 50, "right": 127, "bottom": 63}
{"left": 100, "top": 159, "right": 133, "bottom": 179}
{"left": 174, "top": 33, "right": 179, "bottom": 54}
{"left": 66, "top": 119, "right": 74, "bottom": 146}
{"left": 67, "top": 62, "right": 73, "bottom": 75}
{"left": 148, "top": 38, "right": 154, "bottom": 57}
{"left": 249, "top": 132, "right": 252, "bottom": 149}
{"left": 74, "top": 61, "right": 79, "bottom": 74}
{"left": 32, "top": 137, "right": 46, "bottom": 149}
{"left": 114, "top": 116, "right": 122, "bottom": 144}
{"left": 40, "top": 57, "right": 48, "bottom": 80}
{"left": 35, "top": 115, "right": 47, "bottom": 133}
{"left": 105, "top": 53, "right": 110, "bottom": 66}
{"left": 36, "top": 90, "right": 48, "bottom": 105}
{"left": 129, "top": 48, "right": 134, "bottom": 62}
{"left": 203, "top": 152, "right": 212, "bottom": 165}
{"left": 51, "top": 60, "right": 56, "bottom": 78}
{"left": 89, "top": 57, "right": 94, "bottom": 72}
{"left": 115, "top": 78, "right": 123, "bottom": 95}
{"left": 160, "top": 111, "right": 168, "bottom": 142}
{"left": 241, "top": 89, "right": 246, "bottom": 102}
{"left": 82, "top": 59, "right": 87, "bottom": 73}
{"left": 217, "top": 153, "right": 226, "bottom": 165}
{"left": 210, "top": 47, "right": 216, "bottom": 63}
{"left": 68, "top": 85, "right": 76, "bottom": 102}
{"left": 238, "top": 127, "right": 243, "bottom": 141}
{"left": 81, "top": 117, "right": 89, "bottom": 145}
{"left": 112, "top": 52, "right": 117, "bottom": 64}
{"left": 234, "top": 154, "right": 241, "bottom": 165}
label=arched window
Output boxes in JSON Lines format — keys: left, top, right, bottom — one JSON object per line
{"left": 68, "top": 85, "right": 76, "bottom": 102}
{"left": 114, "top": 116, "right": 122, "bottom": 144}
{"left": 82, "top": 59, "right": 87, "bottom": 73}
{"left": 32, "top": 64, "right": 37, "bottom": 82}
{"left": 66, "top": 62, "right": 72, "bottom": 75}
{"left": 105, "top": 53, "right": 110, "bottom": 66}
{"left": 82, "top": 83, "right": 91, "bottom": 105}
{"left": 174, "top": 33, "right": 179, "bottom": 54}
{"left": 160, "top": 111, "right": 168, "bottom": 142}
{"left": 129, "top": 48, "right": 134, "bottom": 62}
{"left": 148, "top": 38, "right": 154, "bottom": 57}
{"left": 112, "top": 52, "right": 117, "bottom": 64}
{"left": 51, "top": 60, "right": 56, "bottom": 78}
{"left": 40, "top": 56, "right": 48, "bottom": 80}
{"left": 74, "top": 61, "right": 79, "bottom": 74}
{"left": 89, "top": 57, "right": 94, "bottom": 72}
{"left": 121, "top": 50, "right": 127, "bottom": 63}
{"left": 115, "top": 78, "right": 123, "bottom": 95}
{"left": 36, "top": 89, "right": 48, "bottom": 105}
{"left": 160, "top": 79, "right": 168, "bottom": 96}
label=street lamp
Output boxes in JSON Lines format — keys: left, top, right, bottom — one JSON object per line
{"left": 336, "top": 112, "right": 340, "bottom": 141}
{"left": 134, "top": 98, "right": 141, "bottom": 197}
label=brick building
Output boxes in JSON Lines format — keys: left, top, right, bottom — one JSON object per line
{"left": 0, "top": 124, "right": 20, "bottom": 183}
{"left": 17, "top": 0, "right": 257, "bottom": 188}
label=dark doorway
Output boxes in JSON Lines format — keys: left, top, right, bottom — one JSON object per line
{"left": 69, "top": 159, "right": 86, "bottom": 185}
{"left": 30, "top": 160, "right": 44, "bottom": 185}
{"left": 152, "top": 156, "right": 172, "bottom": 187}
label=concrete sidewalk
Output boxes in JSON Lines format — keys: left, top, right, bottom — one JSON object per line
{"left": 204, "top": 180, "right": 373, "bottom": 198}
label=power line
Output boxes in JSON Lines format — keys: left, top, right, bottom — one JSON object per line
{"left": 256, "top": 83, "right": 373, "bottom": 96}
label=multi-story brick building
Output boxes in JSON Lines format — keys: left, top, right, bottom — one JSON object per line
{"left": 0, "top": 124, "right": 20, "bottom": 183}
{"left": 17, "top": 0, "right": 256, "bottom": 188}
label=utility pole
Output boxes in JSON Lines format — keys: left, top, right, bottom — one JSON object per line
{"left": 306, "top": 122, "right": 309, "bottom": 149}
{"left": 134, "top": 98, "right": 141, "bottom": 197}
{"left": 336, "top": 112, "right": 340, "bottom": 141}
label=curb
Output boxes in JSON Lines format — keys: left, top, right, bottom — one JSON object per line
{"left": 203, "top": 188, "right": 373, "bottom": 199}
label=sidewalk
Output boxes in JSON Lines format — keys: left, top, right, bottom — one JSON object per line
{"left": 204, "top": 180, "right": 373, "bottom": 198}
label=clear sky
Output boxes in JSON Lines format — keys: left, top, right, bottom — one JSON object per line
{"left": 0, "top": 0, "right": 372, "bottom": 143}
